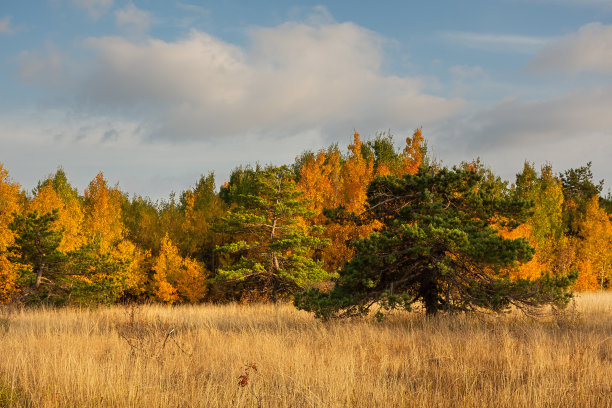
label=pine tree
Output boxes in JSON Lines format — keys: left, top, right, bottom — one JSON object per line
{"left": 8, "top": 210, "right": 65, "bottom": 292}
{"left": 215, "top": 165, "right": 331, "bottom": 301}
{"left": 295, "top": 166, "right": 575, "bottom": 319}
{"left": 560, "top": 162, "right": 604, "bottom": 235}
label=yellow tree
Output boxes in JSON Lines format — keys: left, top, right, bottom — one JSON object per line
{"left": 298, "top": 148, "right": 342, "bottom": 214}
{"left": 82, "top": 172, "right": 125, "bottom": 251}
{"left": 401, "top": 128, "right": 424, "bottom": 175}
{"left": 504, "top": 163, "right": 570, "bottom": 281}
{"left": 296, "top": 129, "right": 426, "bottom": 274}
{"left": 29, "top": 179, "right": 85, "bottom": 252}
{"left": 81, "top": 172, "right": 148, "bottom": 297}
{"left": 297, "top": 147, "right": 351, "bottom": 273}
{"left": 341, "top": 132, "right": 374, "bottom": 213}
{"left": 152, "top": 234, "right": 208, "bottom": 303}
{"left": 178, "top": 173, "right": 225, "bottom": 266}
{"left": 296, "top": 133, "right": 378, "bottom": 273}
{"left": 577, "top": 197, "right": 612, "bottom": 290}
{"left": 0, "top": 164, "right": 22, "bottom": 302}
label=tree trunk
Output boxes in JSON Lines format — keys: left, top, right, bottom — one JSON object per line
{"left": 34, "top": 263, "right": 45, "bottom": 290}
{"left": 420, "top": 270, "right": 439, "bottom": 316}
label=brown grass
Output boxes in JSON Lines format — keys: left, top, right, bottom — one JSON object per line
{"left": 0, "top": 293, "right": 611, "bottom": 407}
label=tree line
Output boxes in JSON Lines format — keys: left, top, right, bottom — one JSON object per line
{"left": 0, "top": 130, "right": 610, "bottom": 315}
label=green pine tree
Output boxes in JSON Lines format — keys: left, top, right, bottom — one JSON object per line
{"left": 8, "top": 210, "right": 65, "bottom": 292}
{"left": 295, "top": 166, "right": 575, "bottom": 319}
{"left": 214, "top": 165, "right": 331, "bottom": 301}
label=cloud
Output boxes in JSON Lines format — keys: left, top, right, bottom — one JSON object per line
{"left": 28, "top": 17, "right": 465, "bottom": 142}
{"left": 0, "top": 16, "right": 15, "bottom": 34}
{"left": 443, "top": 31, "right": 552, "bottom": 53}
{"left": 115, "top": 3, "right": 152, "bottom": 38}
{"left": 0, "top": 109, "right": 328, "bottom": 200}
{"left": 98, "top": 22, "right": 461, "bottom": 140}
{"left": 177, "top": 2, "right": 209, "bottom": 17}
{"left": 70, "top": 0, "right": 113, "bottom": 19}
{"left": 18, "top": 43, "right": 68, "bottom": 86}
{"left": 428, "top": 87, "right": 612, "bottom": 189}
{"left": 438, "top": 88, "right": 612, "bottom": 149}
{"left": 529, "top": 22, "right": 612, "bottom": 75}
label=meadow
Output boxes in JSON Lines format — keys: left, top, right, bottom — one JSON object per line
{"left": 0, "top": 293, "right": 611, "bottom": 408}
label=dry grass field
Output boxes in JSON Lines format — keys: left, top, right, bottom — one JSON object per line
{"left": 0, "top": 293, "right": 611, "bottom": 408}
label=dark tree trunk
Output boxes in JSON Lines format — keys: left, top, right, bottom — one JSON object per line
{"left": 420, "top": 270, "right": 439, "bottom": 316}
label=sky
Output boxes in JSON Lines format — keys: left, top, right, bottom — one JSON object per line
{"left": 1, "top": 0, "right": 611, "bottom": 201}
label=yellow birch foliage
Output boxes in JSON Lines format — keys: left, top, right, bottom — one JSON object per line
{"left": 0, "top": 164, "right": 22, "bottom": 302}
{"left": 29, "top": 182, "right": 85, "bottom": 252}
{"left": 297, "top": 133, "right": 378, "bottom": 273}
{"left": 82, "top": 172, "right": 125, "bottom": 251}
{"left": 297, "top": 148, "right": 350, "bottom": 272}
{"left": 180, "top": 191, "right": 208, "bottom": 255}
{"left": 401, "top": 128, "right": 424, "bottom": 175}
{"left": 341, "top": 132, "right": 374, "bottom": 213}
{"left": 297, "top": 130, "right": 425, "bottom": 273}
{"left": 375, "top": 162, "right": 392, "bottom": 177}
{"left": 152, "top": 235, "right": 208, "bottom": 303}
{"left": 299, "top": 149, "right": 342, "bottom": 213}
{"left": 501, "top": 165, "right": 570, "bottom": 281}
{"left": 576, "top": 197, "right": 612, "bottom": 290}
{"left": 112, "top": 240, "right": 149, "bottom": 296}
{"left": 81, "top": 172, "right": 151, "bottom": 297}
{"left": 499, "top": 223, "right": 548, "bottom": 280}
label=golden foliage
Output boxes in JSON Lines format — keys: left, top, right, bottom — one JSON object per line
{"left": 83, "top": 172, "right": 125, "bottom": 251}
{"left": 0, "top": 164, "right": 21, "bottom": 252}
{"left": 0, "top": 164, "right": 22, "bottom": 302}
{"left": 0, "top": 256, "right": 18, "bottom": 303}
{"left": 402, "top": 127, "right": 424, "bottom": 175}
{"left": 152, "top": 235, "right": 207, "bottom": 303}
{"left": 29, "top": 182, "right": 85, "bottom": 252}
{"left": 297, "top": 133, "right": 376, "bottom": 273}
{"left": 341, "top": 132, "right": 374, "bottom": 213}
{"left": 112, "top": 240, "right": 149, "bottom": 296}
{"left": 499, "top": 223, "right": 548, "bottom": 280}
{"left": 298, "top": 150, "right": 342, "bottom": 214}
{"left": 576, "top": 197, "right": 612, "bottom": 290}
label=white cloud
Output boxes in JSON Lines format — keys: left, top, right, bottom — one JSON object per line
{"left": 18, "top": 43, "right": 68, "bottom": 86}
{"left": 443, "top": 31, "right": 552, "bottom": 53}
{"left": 115, "top": 3, "right": 152, "bottom": 37}
{"left": 71, "top": 0, "right": 113, "bottom": 19}
{"left": 529, "top": 22, "right": 612, "bottom": 75}
{"left": 0, "top": 109, "right": 328, "bottom": 200}
{"left": 11, "top": 13, "right": 469, "bottom": 196}
{"left": 438, "top": 88, "right": 612, "bottom": 148}
{"left": 0, "top": 16, "right": 14, "bottom": 34}
{"left": 47, "top": 19, "right": 465, "bottom": 142}
{"left": 428, "top": 88, "right": 612, "bottom": 190}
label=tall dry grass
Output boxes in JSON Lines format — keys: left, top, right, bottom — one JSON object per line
{"left": 0, "top": 293, "right": 611, "bottom": 407}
